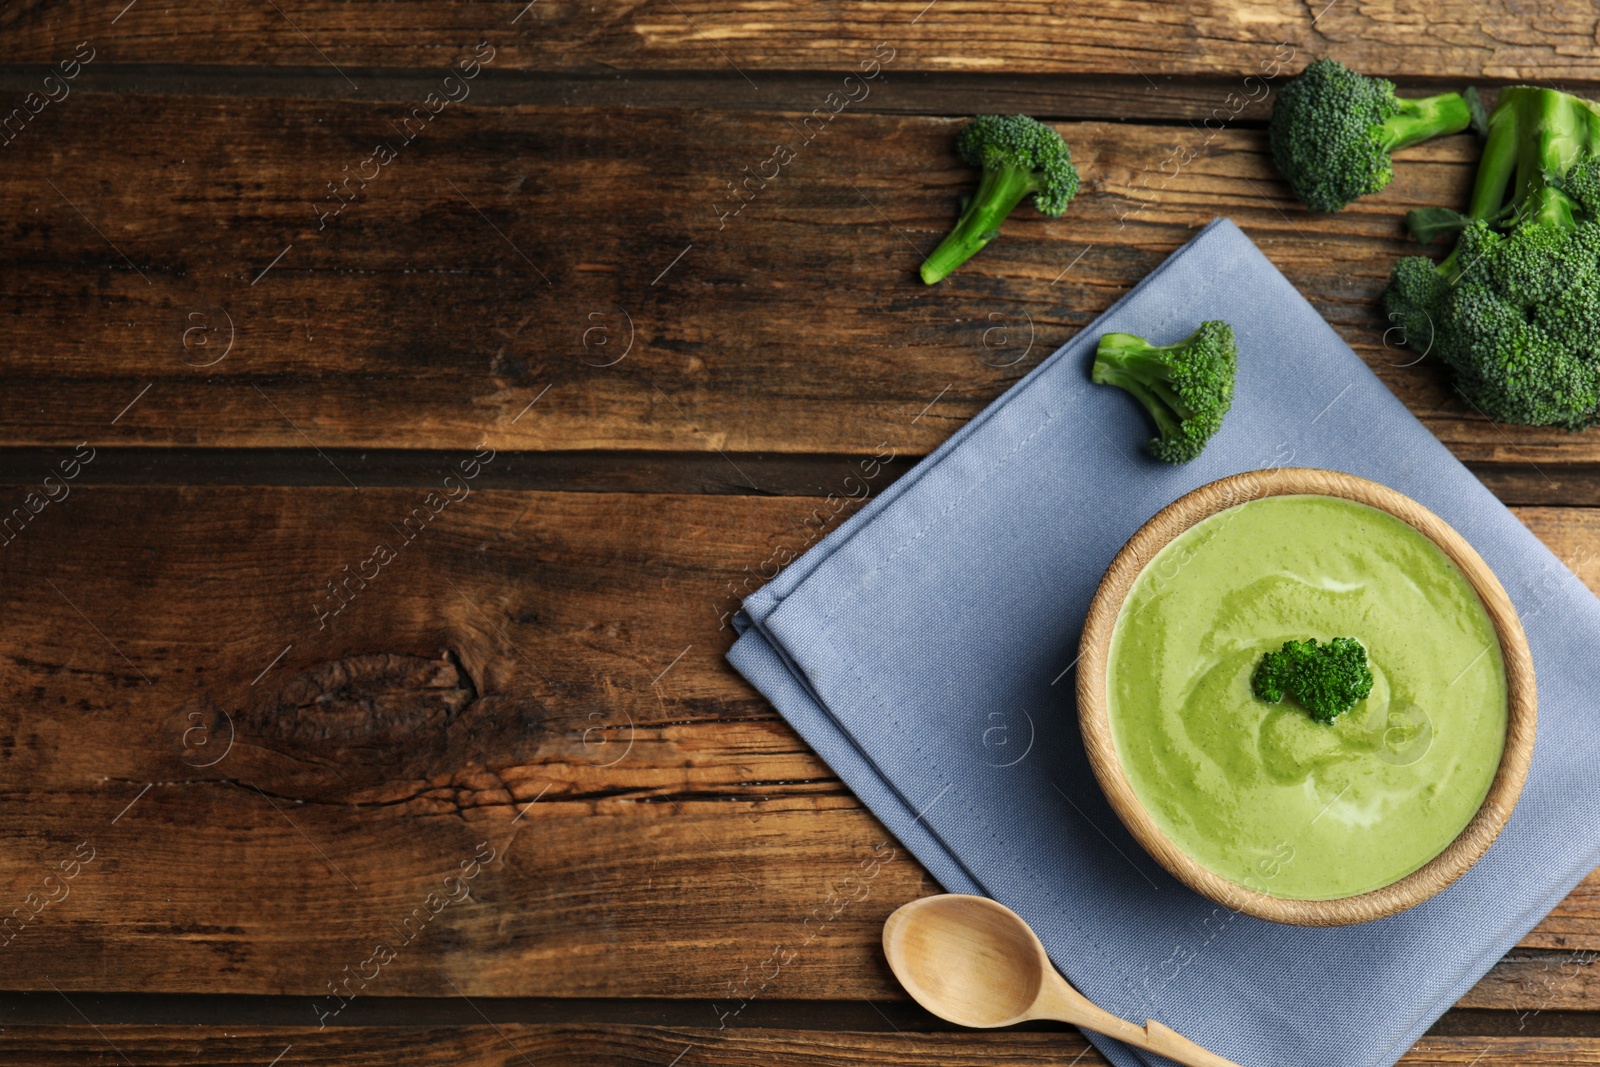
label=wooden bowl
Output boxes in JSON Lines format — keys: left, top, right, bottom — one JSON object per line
{"left": 1076, "top": 468, "right": 1537, "bottom": 926}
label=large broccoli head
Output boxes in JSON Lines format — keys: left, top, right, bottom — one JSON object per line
{"left": 1269, "top": 58, "right": 1480, "bottom": 213}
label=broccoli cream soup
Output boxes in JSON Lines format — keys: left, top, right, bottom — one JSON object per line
{"left": 1105, "top": 494, "right": 1507, "bottom": 900}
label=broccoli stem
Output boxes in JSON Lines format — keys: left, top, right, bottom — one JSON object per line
{"left": 1436, "top": 87, "right": 1600, "bottom": 279}
{"left": 920, "top": 165, "right": 1038, "bottom": 285}
{"left": 1090, "top": 335, "right": 1195, "bottom": 438}
{"left": 1381, "top": 92, "right": 1476, "bottom": 151}
{"left": 1094, "top": 332, "right": 1188, "bottom": 369}
{"left": 1474, "top": 89, "right": 1600, "bottom": 223}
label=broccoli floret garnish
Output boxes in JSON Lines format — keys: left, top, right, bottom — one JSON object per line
{"left": 1090, "top": 321, "right": 1237, "bottom": 463}
{"left": 1252, "top": 638, "right": 1375, "bottom": 723}
{"left": 1268, "top": 58, "right": 1484, "bottom": 213}
{"left": 919, "top": 114, "right": 1080, "bottom": 285}
{"left": 1384, "top": 86, "right": 1600, "bottom": 429}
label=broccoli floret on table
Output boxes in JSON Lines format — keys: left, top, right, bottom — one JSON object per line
{"left": 1268, "top": 57, "right": 1484, "bottom": 213}
{"left": 919, "top": 114, "right": 1080, "bottom": 285}
{"left": 1089, "top": 321, "right": 1236, "bottom": 464}
{"left": 1252, "top": 638, "right": 1375, "bottom": 723}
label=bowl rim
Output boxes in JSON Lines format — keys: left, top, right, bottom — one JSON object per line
{"left": 1075, "top": 467, "right": 1537, "bottom": 926}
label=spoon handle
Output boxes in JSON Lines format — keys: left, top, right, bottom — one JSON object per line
{"left": 1036, "top": 980, "right": 1242, "bottom": 1067}
{"left": 1138, "top": 1019, "right": 1244, "bottom": 1067}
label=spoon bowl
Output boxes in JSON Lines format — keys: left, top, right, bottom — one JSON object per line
{"left": 882, "top": 894, "right": 1043, "bottom": 1027}
{"left": 884, "top": 894, "right": 1242, "bottom": 1067}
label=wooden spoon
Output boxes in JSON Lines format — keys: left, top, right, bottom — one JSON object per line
{"left": 883, "top": 894, "right": 1242, "bottom": 1067}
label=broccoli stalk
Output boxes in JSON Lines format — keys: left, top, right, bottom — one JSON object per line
{"left": 1385, "top": 86, "right": 1600, "bottom": 428}
{"left": 1410, "top": 87, "right": 1600, "bottom": 264}
{"left": 1090, "top": 321, "right": 1237, "bottom": 464}
{"left": 1269, "top": 58, "right": 1484, "bottom": 213}
{"left": 1252, "top": 638, "right": 1374, "bottom": 723}
{"left": 921, "top": 166, "right": 1043, "bottom": 283}
{"left": 1383, "top": 92, "right": 1481, "bottom": 153}
{"left": 920, "top": 114, "right": 1080, "bottom": 285}
{"left": 1466, "top": 86, "right": 1600, "bottom": 227}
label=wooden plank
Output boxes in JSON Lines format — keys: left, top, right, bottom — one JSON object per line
{"left": 12, "top": 66, "right": 1583, "bottom": 122}
{"left": 1459, "top": 950, "right": 1600, "bottom": 1014}
{"left": 5, "top": 1025, "right": 1600, "bottom": 1066}
{"left": 0, "top": 68, "right": 1294, "bottom": 123}
{"left": 7, "top": 96, "right": 1590, "bottom": 462}
{"left": 1402, "top": 1038, "right": 1600, "bottom": 1064}
{"left": 2, "top": 484, "right": 1600, "bottom": 1001}
{"left": 0, "top": 483, "right": 935, "bottom": 998}
{"left": 1468, "top": 468, "right": 1600, "bottom": 509}
{"left": 0, "top": 448, "right": 916, "bottom": 497}
{"left": 0, "top": 1025, "right": 1117, "bottom": 1065}
{"left": 4, "top": 1, "right": 1600, "bottom": 80}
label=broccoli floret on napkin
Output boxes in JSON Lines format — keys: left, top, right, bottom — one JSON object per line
{"left": 1090, "top": 321, "right": 1237, "bottom": 464}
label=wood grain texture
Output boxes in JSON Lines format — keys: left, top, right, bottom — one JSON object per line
{"left": 0, "top": 1025, "right": 1117, "bottom": 1065}
{"left": 0, "top": 483, "right": 1596, "bottom": 1002}
{"left": 0, "top": 69, "right": 1291, "bottom": 122}
{"left": 0, "top": 484, "right": 903, "bottom": 998}
{"left": 6, "top": 1025, "right": 1600, "bottom": 1066}
{"left": 4, "top": 1, "right": 1600, "bottom": 80}
{"left": 1459, "top": 949, "right": 1600, "bottom": 1013}
{"left": 4, "top": 95, "right": 1594, "bottom": 463}
{"left": 1077, "top": 469, "right": 1535, "bottom": 927}
{"left": 4, "top": 0, "right": 1600, "bottom": 1050}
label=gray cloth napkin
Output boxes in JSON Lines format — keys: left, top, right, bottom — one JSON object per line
{"left": 728, "top": 218, "right": 1600, "bottom": 1066}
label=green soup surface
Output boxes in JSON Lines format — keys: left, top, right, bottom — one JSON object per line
{"left": 1106, "top": 494, "right": 1507, "bottom": 900}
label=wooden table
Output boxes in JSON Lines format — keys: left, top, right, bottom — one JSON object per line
{"left": 2, "top": 3, "right": 1599, "bottom": 1063}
